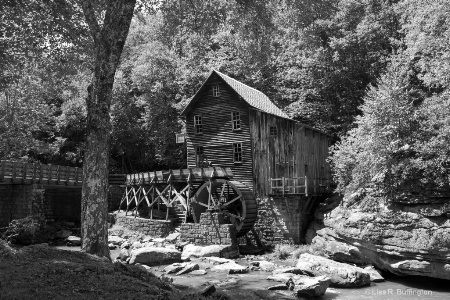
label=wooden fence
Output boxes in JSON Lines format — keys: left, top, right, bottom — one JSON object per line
{"left": 0, "top": 160, "right": 126, "bottom": 186}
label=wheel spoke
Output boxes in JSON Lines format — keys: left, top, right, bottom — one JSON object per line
{"left": 223, "top": 195, "right": 241, "bottom": 207}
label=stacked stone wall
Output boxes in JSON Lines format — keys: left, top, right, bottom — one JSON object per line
{"left": 253, "top": 196, "right": 321, "bottom": 244}
{"left": 115, "top": 214, "right": 175, "bottom": 237}
{"left": 179, "top": 212, "right": 236, "bottom": 246}
{"left": 0, "top": 184, "right": 45, "bottom": 227}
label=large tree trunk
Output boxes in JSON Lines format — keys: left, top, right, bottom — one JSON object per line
{"left": 80, "top": 0, "right": 136, "bottom": 257}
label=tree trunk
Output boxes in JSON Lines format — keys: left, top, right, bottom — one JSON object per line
{"left": 80, "top": 0, "right": 136, "bottom": 257}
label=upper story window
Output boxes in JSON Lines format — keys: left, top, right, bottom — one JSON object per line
{"left": 212, "top": 84, "right": 219, "bottom": 97}
{"left": 269, "top": 126, "right": 277, "bottom": 136}
{"left": 232, "top": 111, "right": 241, "bottom": 130}
{"left": 233, "top": 143, "right": 242, "bottom": 164}
{"left": 194, "top": 115, "right": 203, "bottom": 134}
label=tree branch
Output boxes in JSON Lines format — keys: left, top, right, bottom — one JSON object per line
{"left": 79, "top": 0, "right": 101, "bottom": 43}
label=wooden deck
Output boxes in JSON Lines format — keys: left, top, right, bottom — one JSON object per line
{"left": 0, "top": 160, "right": 126, "bottom": 186}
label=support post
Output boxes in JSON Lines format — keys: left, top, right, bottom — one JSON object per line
{"left": 305, "top": 175, "right": 309, "bottom": 197}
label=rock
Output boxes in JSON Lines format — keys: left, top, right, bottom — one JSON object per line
{"left": 268, "top": 273, "right": 330, "bottom": 296}
{"left": 364, "top": 266, "right": 385, "bottom": 282}
{"left": 55, "top": 229, "right": 72, "bottom": 239}
{"left": 272, "top": 267, "right": 314, "bottom": 277}
{"left": 129, "top": 247, "right": 181, "bottom": 266}
{"left": 308, "top": 198, "right": 450, "bottom": 280}
{"left": 165, "top": 232, "right": 180, "bottom": 242}
{"left": 181, "top": 244, "right": 230, "bottom": 261}
{"left": 66, "top": 236, "right": 81, "bottom": 246}
{"left": 119, "top": 248, "right": 130, "bottom": 261}
{"left": 108, "top": 243, "right": 117, "bottom": 250}
{"left": 294, "top": 275, "right": 330, "bottom": 297}
{"left": 190, "top": 269, "right": 207, "bottom": 275}
{"left": 295, "top": 253, "right": 370, "bottom": 287}
{"left": 131, "top": 241, "right": 142, "bottom": 249}
{"left": 108, "top": 235, "right": 125, "bottom": 245}
{"left": 121, "top": 241, "right": 131, "bottom": 249}
{"left": 211, "top": 262, "right": 248, "bottom": 274}
{"left": 142, "top": 236, "right": 152, "bottom": 242}
{"left": 200, "top": 284, "right": 216, "bottom": 297}
{"left": 175, "top": 241, "right": 189, "bottom": 252}
{"left": 267, "top": 284, "right": 288, "bottom": 290}
{"left": 251, "top": 261, "right": 276, "bottom": 271}
{"left": 176, "top": 263, "right": 199, "bottom": 275}
{"left": 203, "top": 257, "right": 234, "bottom": 265}
{"left": 164, "top": 263, "right": 186, "bottom": 274}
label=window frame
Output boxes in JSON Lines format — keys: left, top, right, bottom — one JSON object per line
{"left": 269, "top": 126, "right": 277, "bottom": 137}
{"left": 195, "top": 146, "right": 204, "bottom": 167}
{"left": 212, "top": 84, "right": 220, "bottom": 97}
{"left": 231, "top": 111, "right": 241, "bottom": 131}
{"left": 232, "top": 142, "right": 243, "bottom": 164}
{"left": 194, "top": 115, "right": 203, "bottom": 135}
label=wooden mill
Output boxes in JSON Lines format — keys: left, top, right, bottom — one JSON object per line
{"left": 121, "top": 70, "right": 331, "bottom": 237}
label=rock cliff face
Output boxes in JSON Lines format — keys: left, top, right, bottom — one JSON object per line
{"left": 306, "top": 195, "right": 450, "bottom": 280}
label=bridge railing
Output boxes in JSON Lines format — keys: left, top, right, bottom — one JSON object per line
{"left": 0, "top": 160, "right": 127, "bottom": 186}
{"left": 0, "top": 160, "right": 82, "bottom": 185}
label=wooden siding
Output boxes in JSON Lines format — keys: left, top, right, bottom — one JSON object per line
{"left": 185, "top": 75, "right": 254, "bottom": 189}
{"left": 249, "top": 109, "right": 331, "bottom": 197}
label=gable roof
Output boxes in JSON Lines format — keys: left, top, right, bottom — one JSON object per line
{"left": 181, "top": 70, "right": 290, "bottom": 119}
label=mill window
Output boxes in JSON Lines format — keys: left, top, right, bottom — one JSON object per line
{"left": 194, "top": 115, "right": 203, "bottom": 134}
{"left": 212, "top": 84, "right": 220, "bottom": 97}
{"left": 196, "top": 146, "right": 204, "bottom": 167}
{"left": 232, "top": 111, "right": 241, "bottom": 130}
{"left": 233, "top": 143, "right": 242, "bottom": 163}
{"left": 270, "top": 126, "right": 277, "bottom": 136}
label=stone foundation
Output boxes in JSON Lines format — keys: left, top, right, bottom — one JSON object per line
{"left": 179, "top": 212, "right": 237, "bottom": 246}
{"left": 253, "top": 196, "right": 323, "bottom": 244}
{"left": 0, "top": 184, "right": 126, "bottom": 226}
{"left": 115, "top": 213, "right": 175, "bottom": 237}
{"left": 0, "top": 184, "right": 45, "bottom": 227}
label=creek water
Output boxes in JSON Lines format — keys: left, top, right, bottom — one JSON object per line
{"left": 55, "top": 246, "right": 450, "bottom": 300}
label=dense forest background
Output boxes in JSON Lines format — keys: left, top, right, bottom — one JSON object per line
{"left": 1, "top": 0, "right": 449, "bottom": 203}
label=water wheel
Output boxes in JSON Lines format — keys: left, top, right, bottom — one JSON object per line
{"left": 192, "top": 179, "right": 257, "bottom": 237}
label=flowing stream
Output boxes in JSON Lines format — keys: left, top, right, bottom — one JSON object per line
{"left": 56, "top": 246, "right": 450, "bottom": 300}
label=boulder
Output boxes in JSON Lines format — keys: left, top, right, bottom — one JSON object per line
{"left": 164, "top": 263, "right": 186, "bottom": 274}
{"left": 165, "top": 232, "right": 180, "bottom": 243}
{"left": 66, "top": 236, "right": 81, "bottom": 246}
{"left": 308, "top": 199, "right": 450, "bottom": 280}
{"left": 131, "top": 241, "right": 142, "bottom": 249}
{"left": 108, "top": 243, "right": 117, "bottom": 250}
{"left": 119, "top": 248, "right": 130, "bottom": 261}
{"left": 295, "top": 253, "right": 370, "bottom": 287}
{"left": 108, "top": 235, "right": 125, "bottom": 245}
{"left": 190, "top": 269, "right": 208, "bottom": 275}
{"left": 251, "top": 261, "right": 276, "bottom": 271}
{"left": 272, "top": 267, "right": 313, "bottom": 277}
{"left": 267, "top": 274, "right": 330, "bottom": 296}
{"left": 129, "top": 247, "right": 181, "bottom": 266}
{"left": 211, "top": 262, "right": 248, "bottom": 274}
{"left": 200, "top": 284, "right": 216, "bottom": 297}
{"left": 364, "top": 266, "right": 385, "bottom": 282}
{"left": 181, "top": 244, "right": 230, "bottom": 260}
{"left": 294, "top": 275, "right": 330, "bottom": 297}
{"left": 267, "top": 284, "right": 288, "bottom": 291}
{"left": 176, "top": 263, "right": 200, "bottom": 275}
{"left": 203, "top": 257, "right": 234, "bottom": 265}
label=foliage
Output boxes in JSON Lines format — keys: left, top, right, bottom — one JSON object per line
{"left": 331, "top": 0, "right": 450, "bottom": 204}
{"left": 2, "top": 215, "right": 48, "bottom": 245}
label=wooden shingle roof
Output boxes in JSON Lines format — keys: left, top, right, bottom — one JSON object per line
{"left": 181, "top": 70, "right": 289, "bottom": 119}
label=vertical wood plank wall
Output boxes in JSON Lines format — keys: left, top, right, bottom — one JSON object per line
{"left": 185, "top": 75, "right": 254, "bottom": 189}
{"left": 249, "top": 109, "right": 331, "bottom": 197}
